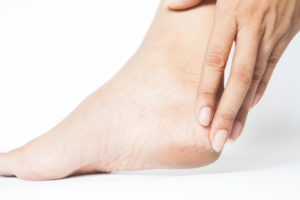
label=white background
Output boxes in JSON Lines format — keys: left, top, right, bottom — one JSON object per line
{"left": 0, "top": 0, "right": 299, "bottom": 199}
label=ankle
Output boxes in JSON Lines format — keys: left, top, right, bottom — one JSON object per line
{"left": 135, "top": 1, "right": 216, "bottom": 73}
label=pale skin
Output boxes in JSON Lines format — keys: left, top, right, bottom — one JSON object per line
{"left": 168, "top": 0, "right": 300, "bottom": 152}
{"left": 0, "top": 1, "right": 223, "bottom": 181}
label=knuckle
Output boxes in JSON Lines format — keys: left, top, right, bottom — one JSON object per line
{"left": 199, "top": 88, "right": 216, "bottom": 99}
{"left": 259, "top": 79, "right": 268, "bottom": 88}
{"left": 252, "top": 68, "right": 264, "bottom": 83}
{"left": 219, "top": 111, "right": 235, "bottom": 122}
{"left": 252, "top": 15, "right": 265, "bottom": 30}
{"left": 205, "top": 50, "right": 227, "bottom": 72}
{"left": 232, "top": 66, "right": 253, "bottom": 85}
{"left": 262, "top": 43, "right": 273, "bottom": 55}
{"left": 268, "top": 56, "right": 279, "bottom": 68}
{"left": 252, "top": 73, "right": 262, "bottom": 83}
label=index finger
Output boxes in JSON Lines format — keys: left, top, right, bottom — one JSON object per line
{"left": 196, "top": 13, "right": 237, "bottom": 127}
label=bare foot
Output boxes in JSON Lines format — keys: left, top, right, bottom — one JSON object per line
{"left": 0, "top": 1, "right": 221, "bottom": 180}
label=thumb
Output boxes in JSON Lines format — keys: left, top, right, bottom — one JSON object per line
{"left": 168, "top": 0, "right": 203, "bottom": 10}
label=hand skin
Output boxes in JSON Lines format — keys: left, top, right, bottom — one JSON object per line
{"left": 168, "top": 0, "right": 300, "bottom": 152}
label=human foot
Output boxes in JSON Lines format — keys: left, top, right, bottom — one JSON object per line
{"left": 0, "top": 1, "right": 221, "bottom": 180}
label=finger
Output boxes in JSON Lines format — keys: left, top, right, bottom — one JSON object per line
{"left": 216, "top": 75, "right": 225, "bottom": 104}
{"left": 231, "top": 32, "right": 295, "bottom": 141}
{"left": 210, "top": 26, "right": 262, "bottom": 152}
{"left": 168, "top": 0, "right": 203, "bottom": 10}
{"left": 0, "top": 151, "right": 17, "bottom": 177}
{"left": 196, "top": 12, "right": 237, "bottom": 127}
{"left": 252, "top": 36, "right": 290, "bottom": 107}
{"left": 229, "top": 39, "right": 276, "bottom": 141}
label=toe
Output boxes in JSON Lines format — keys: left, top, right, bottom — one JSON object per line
{"left": 0, "top": 151, "right": 17, "bottom": 177}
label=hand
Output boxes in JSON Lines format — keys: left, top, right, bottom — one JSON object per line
{"left": 168, "top": 0, "right": 300, "bottom": 151}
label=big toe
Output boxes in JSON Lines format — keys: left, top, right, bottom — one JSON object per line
{"left": 0, "top": 151, "right": 17, "bottom": 177}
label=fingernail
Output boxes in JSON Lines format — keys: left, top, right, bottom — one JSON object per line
{"left": 251, "top": 94, "right": 261, "bottom": 108}
{"left": 198, "top": 106, "right": 212, "bottom": 126}
{"left": 212, "top": 130, "right": 228, "bottom": 152}
{"left": 230, "top": 121, "right": 242, "bottom": 142}
{"left": 228, "top": 139, "right": 235, "bottom": 144}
